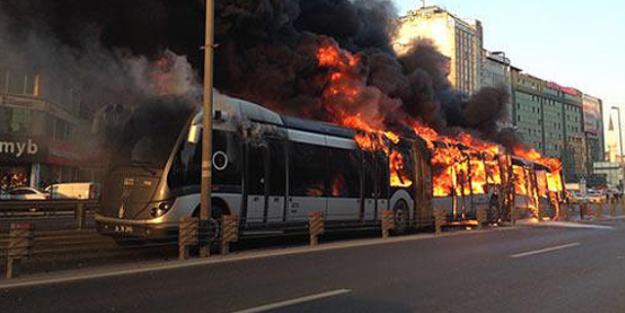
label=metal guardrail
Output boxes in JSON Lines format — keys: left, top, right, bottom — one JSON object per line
{"left": 308, "top": 211, "right": 324, "bottom": 246}
{"left": 0, "top": 200, "right": 99, "bottom": 219}
{"left": 381, "top": 210, "right": 395, "bottom": 239}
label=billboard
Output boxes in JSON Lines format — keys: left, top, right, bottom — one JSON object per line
{"left": 582, "top": 95, "right": 602, "bottom": 137}
{"left": 546, "top": 82, "right": 581, "bottom": 97}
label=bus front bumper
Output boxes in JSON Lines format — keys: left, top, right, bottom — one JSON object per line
{"left": 95, "top": 214, "right": 176, "bottom": 239}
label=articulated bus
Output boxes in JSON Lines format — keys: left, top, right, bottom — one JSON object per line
{"left": 95, "top": 94, "right": 564, "bottom": 243}
{"left": 96, "top": 94, "right": 426, "bottom": 243}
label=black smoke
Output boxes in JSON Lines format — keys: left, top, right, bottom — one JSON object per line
{"left": 1, "top": 0, "right": 511, "bottom": 146}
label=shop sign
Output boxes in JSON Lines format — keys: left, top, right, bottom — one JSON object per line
{"left": 0, "top": 135, "right": 47, "bottom": 163}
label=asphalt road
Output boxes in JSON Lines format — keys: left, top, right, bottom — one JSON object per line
{"left": 1, "top": 221, "right": 625, "bottom": 313}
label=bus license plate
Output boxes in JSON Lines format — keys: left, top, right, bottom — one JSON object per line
{"left": 114, "top": 225, "right": 134, "bottom": 234}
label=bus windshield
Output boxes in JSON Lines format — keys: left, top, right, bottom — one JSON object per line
{"left": 168, "top": 130, "right": 243, "bottom": 191}
{"left": 111, "top": 97, "right": 195, "bottom": 170}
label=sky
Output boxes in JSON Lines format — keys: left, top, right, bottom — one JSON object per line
{"left": 394, "top": 0, "right": 624, "bottom": 108}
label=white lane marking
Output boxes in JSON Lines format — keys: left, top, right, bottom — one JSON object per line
{"left": 0, "top": 227, "right": 515, "bottom": 290}
{"left": 228, "top": 289, "right": 352, "bottom": 313}
{"left": 528, "top": 221, "right": 614, "bottom": 230}
{"left": 510, "top": 243, "right": 581, "bottom": 259}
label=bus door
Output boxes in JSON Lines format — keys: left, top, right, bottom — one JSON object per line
{"left": 469, "top": 158, "right": 490, "bottom": 218}
{"left": 326, "top": 137, "right": 361, "bottom": 222}
{"left": 362, "top": 151, "right": 377, "bottom": 221}
{"left": 266, "top": 138, "right": 287, "bottom": 224}
{"left": 246, "top": 143, "right": 268, "bottom": 225}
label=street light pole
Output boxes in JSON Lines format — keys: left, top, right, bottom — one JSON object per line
{"left": 200, "top": 0, "right": 215, "bottom": 257}
{"left": 612, "top": 106, "right": 624, "bottom": 162}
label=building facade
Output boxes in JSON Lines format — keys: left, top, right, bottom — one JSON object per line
{"left": 481, "top": 51, "right": 521, "bottom": 128}
{"left": 594, "top": 162, "right": 623, "bottom": 190}
{"left": 511, "top": 72, "right": 586, "bottom": 182}
{"left": 581, "top": 94, "right": 605, "bottom": 184}
{"left": 0, "top": 65, "right": 100, "bottom": 191}
{"left": 394, "top": 6, "right": 483, "bottom": 94}
{"left": 481, "top": 51, "right": 509, "bottom": 88}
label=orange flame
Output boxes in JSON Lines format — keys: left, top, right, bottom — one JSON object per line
{"left": 389, "top": 150, "right": 413, "bottom": 188}
{"left": 513, "top": 146, "right": 562, "bottom": 173}
{"left": 306, "top": 183, "right": 325, "bottom": 197}
{"left": 408, "top": 120, "right": 503, "bottom": 197}
{"left": 314, "top": 41, "right": 561, "bottom": 199}
{"left": 316, "top": 40, "right": 412, "bottom": 188}
{"left": 513, "top": 165, "right": 528, "bottom": 196}
{"left": 513, "top": 145, "right": 563, "bottom": 194}
{"left": 537, "top": 171, "right": 548, "bottom": 198}
{"left": 470, "top": 159, "right": 487, "bottom": 194}
{"left": 331, "top": 174, "right": 345, "bottom": 197}
{"left": 547, "top": 172, "right": 563, "bottom": 193}
{"left": 486, "top": 160, "right": 502, "bottom": 185}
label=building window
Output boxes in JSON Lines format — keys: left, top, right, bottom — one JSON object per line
{"left": 52, "top": 118, "right": 73, "bottom": 141}
{"left": 4, "top": 70, "right": 37, "bottom": 96}
{"left": 0, "top": 107, "right": 10, "bottom": 133}
{"left": 1, "top": 107, "right": 33, "bottom": 135}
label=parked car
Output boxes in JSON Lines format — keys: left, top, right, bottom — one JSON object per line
{"left": 7, "top": 187, "right": 50, "bottom": 200}
{"left": 586, "top": 191, "right": 606, "bottom": 203}
{"left": 45, "top": 182, "right": 100, "bottom": 200}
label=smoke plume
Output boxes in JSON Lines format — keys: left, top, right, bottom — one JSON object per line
{"left": 0, "top": 0, "right": 513, "bottom": 148}
{"left": 0, "top": 1, "right": 199, "bottom": 110}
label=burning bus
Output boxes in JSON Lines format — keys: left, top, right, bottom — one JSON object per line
{"left": 95, "top": 93, "right": 565, "bottom": 243}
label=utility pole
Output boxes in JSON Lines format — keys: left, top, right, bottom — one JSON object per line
{"left": 200, "top": 0, "right": 215, "bottom": 257}
{"left": 612, "top": 106, "right": 624, "bottom": 161}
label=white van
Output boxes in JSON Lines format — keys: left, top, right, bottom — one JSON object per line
{"left": 46, "top": 182, "right": 100, "bottom": 200}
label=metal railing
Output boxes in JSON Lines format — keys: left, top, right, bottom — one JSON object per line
{"left": 0, "top": 200, "right": 98, "bottom": 222}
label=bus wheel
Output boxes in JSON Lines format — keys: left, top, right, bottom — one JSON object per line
{"left": 192, "top": 201, "right": 227, "bottom": 219}
{"left": 391, "top": 200, "right": 410, "bottom": 235}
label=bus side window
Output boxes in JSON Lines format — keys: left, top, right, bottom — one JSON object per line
{"left": 327, "top": 148, "right": 360, "bottom": 198}
{"left": 268, "top": 139, "right": 286, "bottom": 196}
{"left": 289, "top": 143, "right": 327, "bottom": 197}
{"left": 247, "top": 144, "right": 266, "bottom": 195}
{"left": 213, "top": 131, "right": 243, "bottom": 187}
{"left": 400, "top": 148, "right": 415, "bottom": 192}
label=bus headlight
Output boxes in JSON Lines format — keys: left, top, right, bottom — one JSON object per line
{"left": 150, "top": 200, "right": 174, "bottom": 218}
